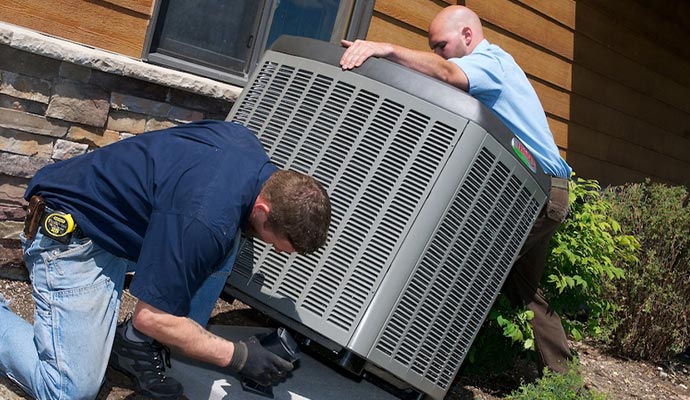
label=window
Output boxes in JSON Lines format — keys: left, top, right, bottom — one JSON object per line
{"left": 144, "top": 0, "right": 374, "bottom": 86}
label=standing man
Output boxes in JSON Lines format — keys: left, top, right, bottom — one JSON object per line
{"left": 341, "top": 5, "right": 572, "bottom": 374}
{"left": 0, "top": 120, "right": 331, "bottom": 399}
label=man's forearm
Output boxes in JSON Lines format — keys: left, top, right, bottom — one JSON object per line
{"left": 132, "top": 300, "right": 234, "bottom": 367}
{"left": 340, "top": 39, "right": 469, "bottom": 91}
{"left": 387, "top": 44, "right": 468, "bottom": 89}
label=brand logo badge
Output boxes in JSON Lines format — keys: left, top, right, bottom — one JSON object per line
{"left": 512, "top": 138, "right": 537, "bottom": 173}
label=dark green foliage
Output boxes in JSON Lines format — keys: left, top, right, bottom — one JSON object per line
{"left": 465, "top": 295, "right": 536, "bottom": 373}
{"left": 601, "top": 181, "right": 690, "bottom": 361}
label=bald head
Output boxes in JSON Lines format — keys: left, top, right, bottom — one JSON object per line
{"left": 428, "top": 6, "right": 484, "bottom": 59}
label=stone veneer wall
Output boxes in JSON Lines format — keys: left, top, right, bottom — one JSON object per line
{"left": 0, "top": 23, "right": 242, "bottom": 276}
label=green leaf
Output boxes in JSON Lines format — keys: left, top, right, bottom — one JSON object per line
{"left": 523, "top": 338, "right": 534, "bottom": 350}
{"left": 573, "top": 275, "right": 588, "bottom": 288}
{"left": 509, "top": 329, "right": 523, "bottom": 343}
{"left": 571, "top": 328, "right": 583, "bottom": 341}
{"left": 565, "top": 276, "right": 575, "bottom": 288}
{"left": 524, "top": 310, "right": 535, "bottom": 321}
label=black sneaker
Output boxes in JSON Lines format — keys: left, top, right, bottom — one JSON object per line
{"left": 109, "top": 318, "right": 184, "bottom": 399}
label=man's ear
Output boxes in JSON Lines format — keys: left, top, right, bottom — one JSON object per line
{"left": 250, "top": 196, "right": 271, "bottom": 228}
{"left": 462, "top": 26, "right": 472, "bottom": 46}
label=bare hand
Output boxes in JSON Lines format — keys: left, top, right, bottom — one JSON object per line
{"left": 340, "top": 39, "right": 391, "bottom": 70}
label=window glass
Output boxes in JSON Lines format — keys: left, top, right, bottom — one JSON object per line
{"left": 150, "top": 0, "right": 265, "bottom": 75}
{"left": 266, "top": 0, "right": 341, "bottom": 49}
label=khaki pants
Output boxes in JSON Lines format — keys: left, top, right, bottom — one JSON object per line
{"left": 502, "top": 179, "right": 572, "bottom": 374}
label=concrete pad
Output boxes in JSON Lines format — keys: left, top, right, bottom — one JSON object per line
{"left": 167, "top": 325, "right": 399, "bottom": 400}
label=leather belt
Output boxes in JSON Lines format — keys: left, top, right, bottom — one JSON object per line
{"left": 550, "top": 176, "right": 569, "bottom": 190}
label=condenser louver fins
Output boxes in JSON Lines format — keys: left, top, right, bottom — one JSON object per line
{"left": 225, "top": 35, "right": 549, "bottom": 400}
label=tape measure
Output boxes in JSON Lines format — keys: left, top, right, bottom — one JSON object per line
{"left": 42, "top": 212, "right": 76, "bottom": 243}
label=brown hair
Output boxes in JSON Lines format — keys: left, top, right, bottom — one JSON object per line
{"left": 260, "top": 170, "right": 331, "bottom": 254}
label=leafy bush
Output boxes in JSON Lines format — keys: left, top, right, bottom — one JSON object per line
{"left": 542, "top": 177, "right": 639, "bottom": 342}
{"left": 466, "top": 176, "right": 639, "bottom": 368}
{"left": 468, "top": 177, "right": 688, "bottom": 368}
{"left": 602, "top": 181, "right": 690, "bottom": 361}
{"left": 506, "top": 360, "right": 606, "bottom": 400}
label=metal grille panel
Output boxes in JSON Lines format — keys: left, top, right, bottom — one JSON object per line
{"left": 229, "top": 53, "right": 463, "bottom": 342}
{"left": 372, "top": 145, "right": 541, "bottom": 393}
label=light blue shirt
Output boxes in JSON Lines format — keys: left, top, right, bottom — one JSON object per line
{"left": 450, "top": 39, "right": 572, "bottom": 178}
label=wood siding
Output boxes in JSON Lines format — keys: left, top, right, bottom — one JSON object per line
{"left": 368, "top": 0, "right": 690, "bottom": 186}
{"left": 0, "top": 0, "right": 153, "bottom": 58}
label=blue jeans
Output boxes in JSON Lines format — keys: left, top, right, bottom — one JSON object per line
{"left": 0, "top": 231, "right": 131, "bottom": 399}
{"left": 0, "top": 230, "right": 239, "bottom": 399}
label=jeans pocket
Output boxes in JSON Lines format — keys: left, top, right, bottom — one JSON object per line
{"left": 45, "top": 238, "right": 107, "bottom": 293}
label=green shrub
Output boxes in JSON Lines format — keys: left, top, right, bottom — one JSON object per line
{"left": 543, "top": 177, "right": 639, "bottom": 342}
{"left": 506, "top": 360, "right": 606, "bottom": 400}
{"left": 602, "top": 181, "right": 690, "bottom": 361}
{"left": 466, "top": 176, "right": 639, "bottom": 368}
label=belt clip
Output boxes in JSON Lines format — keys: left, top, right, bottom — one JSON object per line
{"left": 550, "top": 176, "right": 569, "bottom": 190}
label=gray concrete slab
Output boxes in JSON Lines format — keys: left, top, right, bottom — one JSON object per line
{"left": 167, "top": 325, "right": 399, "bottom": 400}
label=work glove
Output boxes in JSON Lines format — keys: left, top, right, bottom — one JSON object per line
{"left": 227, "top": 336, "right": 294, "bottom": 386}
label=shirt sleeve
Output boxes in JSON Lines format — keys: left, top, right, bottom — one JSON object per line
{"left": 450, "top": 51, "right": 505, "bottom": 108}
{"left": 129, "top": 210, "right": 228, "bottom": 316}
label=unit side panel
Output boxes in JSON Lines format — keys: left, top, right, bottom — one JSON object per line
{"left": 366, "top": 126, "right": 547, "bottom": 399}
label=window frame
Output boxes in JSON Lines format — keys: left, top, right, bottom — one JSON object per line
{"left": 142, "top": 0, "right": 374, "bottom": 87}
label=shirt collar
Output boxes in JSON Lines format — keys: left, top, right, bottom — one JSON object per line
{"left": 472, "top": 39, "right": 491, "bottom": 54}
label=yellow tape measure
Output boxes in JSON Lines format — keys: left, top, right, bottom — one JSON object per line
{"left": 43, "top": 213, "right": 76, "bottom": 237}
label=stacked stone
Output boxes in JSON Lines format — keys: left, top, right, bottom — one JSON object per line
{"left": 0, "top": 24, "right": 241, "bottom": 275}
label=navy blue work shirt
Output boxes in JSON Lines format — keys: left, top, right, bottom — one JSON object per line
{"left": 25, "top": 120, "right": 278, "bottom": 316}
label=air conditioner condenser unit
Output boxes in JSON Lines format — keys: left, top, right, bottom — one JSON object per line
{"left": 224, "top": 36, "right": 550, "bottom": 399}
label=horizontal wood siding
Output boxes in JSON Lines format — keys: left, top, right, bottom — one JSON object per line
{"left": 366, "top": 13, "right": 428, "bottom": 50}
{"left": 571, "top": 0, "right": 690, "bottom": 185}
{"left": 467, "top": 0, "right": 574, "bottom": 60}
{"left": 367, "top": 0, "right": 690, "bottom": 186}
{"left": 101, "top": 0, "right": 154, "bottom": 16}
{"left": 0, "top": 0, "right": 152, "bottom": 57}
{"left": 516, "top": 0, "right": 576, "bottom": 29}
